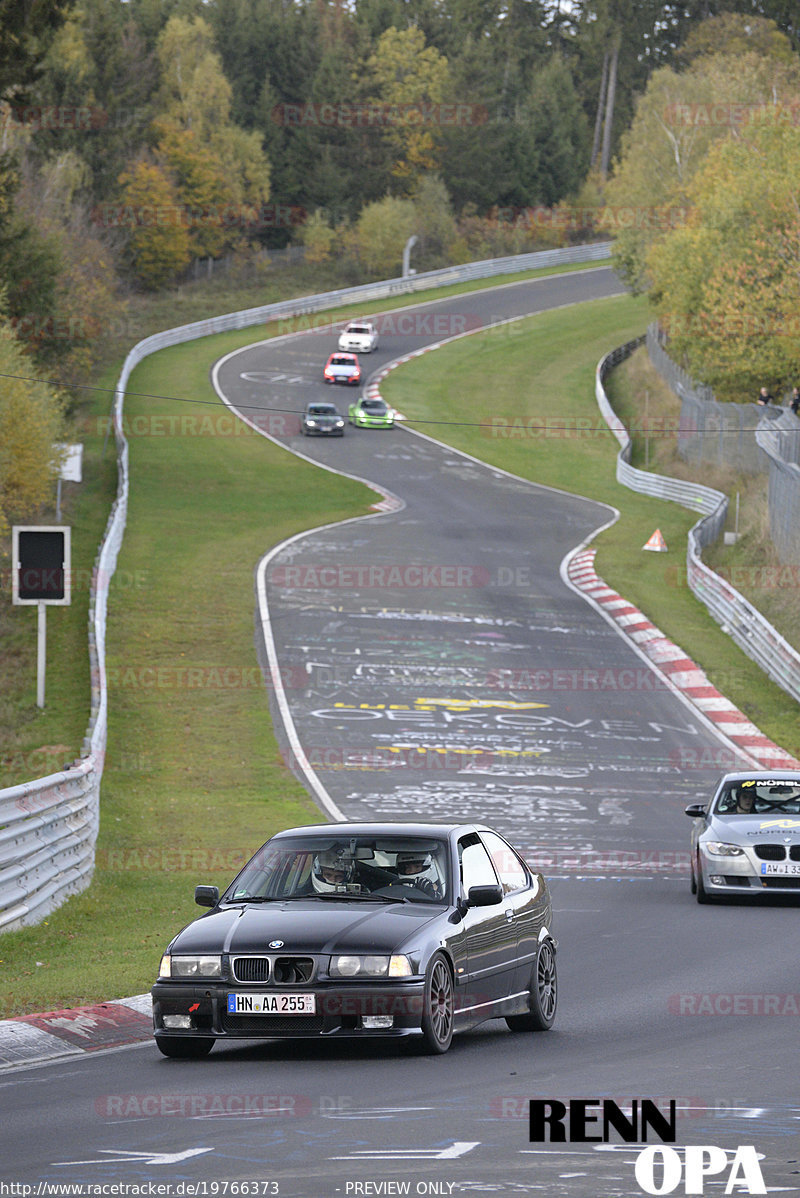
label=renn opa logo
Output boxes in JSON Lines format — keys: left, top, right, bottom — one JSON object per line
{"left": 528, "top": 1099, "right": 766, "bottom": 1195}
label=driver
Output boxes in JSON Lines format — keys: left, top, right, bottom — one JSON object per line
{"left": 395, "top": 850, "right": 441, "bottom": 898}
{"left": 312, "top": 846, "right": 359, "bottom": 893}
{"left": 735, "top": 787, "right": 756, "bottom": 814}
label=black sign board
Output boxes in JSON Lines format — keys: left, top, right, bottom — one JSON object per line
{"left": 12, "top": 526, "right": 71, "bottom": 605}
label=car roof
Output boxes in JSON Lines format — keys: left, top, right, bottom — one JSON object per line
{"left": 716, "top": 770, "right": 800, "bottom": 785}
{"left": 269, "top": 822, "right": 497, "bottom": 840}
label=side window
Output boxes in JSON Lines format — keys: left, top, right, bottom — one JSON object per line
{"left": 458, "top": 835, "right": 500, "bottom": 892}
{"left": 480, "top": 831, "right": 529, "bottom": 894}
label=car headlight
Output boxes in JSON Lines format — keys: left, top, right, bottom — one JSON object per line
{"left": 330, "top": 954, "right": 412, "bottom": 978}
{"left": 336, "top": 420, "right": 344, "bottom": 427}
{"left": 160, "top": 954, "right": 222, "bottom": 978}
{"left": 306, "top": 420, "right": 316, "bottom": 427}
{"left": 704, "top": 842, "right": 744, "bottom": 857}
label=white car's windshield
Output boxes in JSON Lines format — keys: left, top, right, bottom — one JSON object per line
{"left": 714, "top": 781, "right": 800, "bottom": 815}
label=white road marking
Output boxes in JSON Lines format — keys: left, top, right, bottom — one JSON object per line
{"left": 331, "top": 1141, "right": 479, "bottom": 1160}
{"left": 53, "top": 1148, "right": 214, "bottom": 1166}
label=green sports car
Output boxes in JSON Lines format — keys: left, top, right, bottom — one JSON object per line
{"left": 348, "top": 396, "right": 395, "bottom": 428}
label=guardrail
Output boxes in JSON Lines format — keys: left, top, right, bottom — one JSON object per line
{"left": 756, "top": 412, "right": 800, "bottom": 566}
{"left": 596, "top": 342, "right": 800, "bottom": 707}
{"left": 0, "top": 240, "right": 613, "bottom": 932}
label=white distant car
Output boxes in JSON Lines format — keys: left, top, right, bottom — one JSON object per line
{"left": 338, "top": 321, "right": 379, "bottom": 353}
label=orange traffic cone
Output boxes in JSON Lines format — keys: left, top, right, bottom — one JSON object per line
{"left": 643, "top": 528, "right": 668, "bottom": 552}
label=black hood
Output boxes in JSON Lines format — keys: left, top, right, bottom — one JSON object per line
{"left": 170, "top": 899, "right": 441, "bottom": 957}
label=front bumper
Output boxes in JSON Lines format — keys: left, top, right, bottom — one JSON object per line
{"left": 151, "top": 980, "right": 426, "bottom": 1040}
{"left": 699, "top": 844, "right": 800, "bottom": 894}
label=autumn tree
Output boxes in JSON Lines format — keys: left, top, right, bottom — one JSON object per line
{"left": 647, "top": 115, "right": 800, "bottom": 400}
{"left": 366, "top": 27, "right": 450, "bottom": 191}
{"left": 153, "top": 15, "right": 270, "bottom": 252}
{"left": 602, "top": 17, "right": 800, "bottom": 292}
{"left": 117, "top": 159, "right": 190, "bottom": 288}
{"left": 353, "top": 195, "right": 417, "bottom": 275}
{"left": 0, "top": 320, "right": 65, "bottom": 542}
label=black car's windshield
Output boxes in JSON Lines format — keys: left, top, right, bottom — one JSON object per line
{"left": 225, "top": 837, "right": 448, "bottom": 903}
{"left": 714, "top": 780, "right": 800, "bottom": 816}
{"left": 307, "top": 404, "right": 338, "bottom": 416}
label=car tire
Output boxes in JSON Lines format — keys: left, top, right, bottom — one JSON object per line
{"left": 690, "top": 854, "right": 697, "bottom": 894}
{"left": 695, "top": 854, "right": 712, "bottom": 904}
{"left": 420, "top": 953, "right": 454, "bottom": 1054}
{"left": 155, "top": 1035, "right": 215, "bottom": 1059}
{"left": 505, "top": 938, "right": 557, "bottom": 1032}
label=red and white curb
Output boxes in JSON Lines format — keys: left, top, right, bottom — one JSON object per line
{"left": 567, "top": 548, "right": 800, "bottom": 770}
{"left": 0, "top": 994, "right": 152, "bottom": 1070}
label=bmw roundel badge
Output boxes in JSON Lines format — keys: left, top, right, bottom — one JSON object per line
{"left": 268, "top": 939, "right": 284, "bottom": 949}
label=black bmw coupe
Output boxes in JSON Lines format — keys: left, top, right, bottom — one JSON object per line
{"left": 151, "top": 821, "right": 557, "bottom": 1057}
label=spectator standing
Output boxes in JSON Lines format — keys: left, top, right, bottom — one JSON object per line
{"left": 756, "top": 386, "right": 774, "bottom": 406}
{"left": 790, "top": 387, "right": 800, "bottom": 416}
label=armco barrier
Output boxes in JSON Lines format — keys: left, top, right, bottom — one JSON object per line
{"left": 597, "top": 343, "right": 800, "bottom": 706}
{"left": 0, "top": 241, "right": 612, "bottom": 931}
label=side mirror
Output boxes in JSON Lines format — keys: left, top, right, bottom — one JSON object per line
{"left": 195, "top": 884, "right": 219, "bottom": 908}
{"left": 684, "top": 803, "right": 707, "bottom": 819}
{"left": 467, "top": 884, "right": 503, "bottom": 907}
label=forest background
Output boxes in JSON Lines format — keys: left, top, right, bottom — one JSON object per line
{"left": 2, "top": 0, "right": 800, "bottom": 545}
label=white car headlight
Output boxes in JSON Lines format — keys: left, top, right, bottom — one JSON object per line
{"left": 163, "top": 954, "right": 222, "bottom": 978}
{"left": 704, "top": 842, "right": 744, "bottom": 857}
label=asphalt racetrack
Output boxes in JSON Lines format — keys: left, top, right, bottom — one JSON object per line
{"left": 2, "top": 268, "right": 798, "bottom": 1197}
